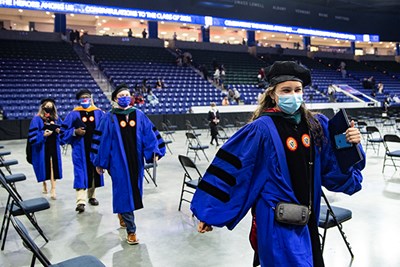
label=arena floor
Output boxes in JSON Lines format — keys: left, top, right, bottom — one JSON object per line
{"left": 1, "top": 126, "right": 400, "bottom": 267}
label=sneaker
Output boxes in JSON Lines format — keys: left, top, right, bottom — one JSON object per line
{"left": 126, "top": 233, "right": 139, "bottom": 245}
{"left": 88, "top": 198, "right": 99, "bottom": 206}
{"left": 118, "top": 214, "right": 126, "bottom": 228}
{"left": 75, "top": 204, "right": 85, "bottom": 213}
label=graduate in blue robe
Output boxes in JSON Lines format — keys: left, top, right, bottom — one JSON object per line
{"left": 60, "top": 89, "right": 105, "bottom": 213}
{"left": 91, "top": 84, "right": 166, "bottom": 245}
{"left": 191, "top": 61, "right": 365, "bottom": 267}
{"left": 28, "top": 98, "right": 63, "bottom": 200}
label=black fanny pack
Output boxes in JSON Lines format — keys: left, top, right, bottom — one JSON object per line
{"left": 274, "top": 202, "right": 311, "bottom": 226}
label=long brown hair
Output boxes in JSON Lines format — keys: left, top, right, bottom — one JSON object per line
{"left": 251, "top": 86, "right": 325, "bottom": 147}
{"left": 37, "top": 101, "right": 58, "bottom": 121}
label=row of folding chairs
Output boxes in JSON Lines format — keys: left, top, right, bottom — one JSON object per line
{"left": 357, "top": 123, "right": 400, "bottom": 173}
{"left": 0, "top": 146, "right": 104, "bottom": 266}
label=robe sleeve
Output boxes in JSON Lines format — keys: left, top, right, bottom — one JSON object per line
{"left": 28, "top": 116, "right": 46, "bottom": 147}
{"left": 318, "top": 114, "right": 365, "bottom": 195}
{"left": 139, "top": 111, "right": 166, "bottom": 163}
{"left": 191, "top": 121, "right": 269, "bottom": 230}
{"left": 59, "top": 112, "right": 76, "bottom": 145}
{"left": 91, "top": 113, "right": 112, "bottom": 169}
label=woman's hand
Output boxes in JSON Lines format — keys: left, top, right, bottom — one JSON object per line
{"left": 197, "top": 221, "right": 213, "bottom": 233}
{"left": 44, "top": 130, "right": 53, "bottom": 137}
{"left": 96, "top": 167, "right": 104, "bottom": 175}
{"left": 346, "top": 120, "right": 361, "bottom": 144}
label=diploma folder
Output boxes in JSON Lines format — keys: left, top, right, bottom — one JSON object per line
{"left": 328, "top": 109, "right": 363, "bottom": 173}
{"left": 43, "top": 123, "right": 61, "bottom": 131}
{"left": 72, "top": 118, "right": 86, "bottom": 129}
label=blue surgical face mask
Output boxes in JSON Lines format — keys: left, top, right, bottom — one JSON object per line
{"left": 117, "top": 96, "right": 131, "bottom": 108}
{"left": 277, "top": 94, "right": 303, "bottom": 114}
{"left": 79, "top": 98, "right": 91, "bottom": 109}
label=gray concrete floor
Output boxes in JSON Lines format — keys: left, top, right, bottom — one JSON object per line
{"left": 1, "top": 125, "right": 400, "bottom": 267}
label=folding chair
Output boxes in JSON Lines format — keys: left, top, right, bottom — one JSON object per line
{"left": 217, "top": 125, "right": 230, "bottom": 144}
{"left": 161, "top": 122, "right": 175, "bottom": 141}
{"left": 319, "top": 191, "right": 354, "bottom": 259}
{"left": 0, "top": 173, "right": 50, "bottom": 250}
{"left": 0, "top": 168, "right": 26, "bottom": 200}
{"left": 356, "top": 121, "right": 368, "bottom": 142}
{"left": 10, "top": 217, "right": 105, "bottom": 267}
{"left": 186, "top": 121, "right": 201, "bottom": 137}
{"left": 382, "top": 134, "right": 400, "bottom": 173}
{"left": 365, "top": 126, "right": 384, "bottom": 154}
{"left": 0, "top": 157, "right": 18, "bottom": 175}
{"left": 222, "top": 118, "right": 235, "bottom": 132}
{"left": 185, "top": 132, "right": 209, "bottom": 162}
{"left": 178, "top": 155, "right": 202, "bottom": 211}
{"left": 166, "top": 119, "right": 178, "bottom": 131}
{"left": 144, "top": 163, "right": 158, "bottom": 187}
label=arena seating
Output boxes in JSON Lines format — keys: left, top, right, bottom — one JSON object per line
{"left": 0, "top": 40, "right": 110, "bottom": 120}
{"left": 89, "top": 44, "right": 221, "bottom": 114}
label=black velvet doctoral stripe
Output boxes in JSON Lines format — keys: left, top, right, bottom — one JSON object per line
{"left": 29, "top": 139, "right": 37, "bottom": 145}
{"left": 216, "top": 149, "right": 242, "bottom": 169}
{"left": 28, "top": 133, "right": 37, "bottom": 139}
{"left": 156, "top": 134, "right": 161, "bottom": 139}
{"left": 92, "top": 139, "right": 100, "bottom": 145}
{"left": 207, "top": 165, "right": 236, "bottom": 186}
{"left": 61, "top": 124, "right": 68, "bottom": 128}
{"left": 158, "top": 142, "right": 165, "bottom": 149}
{"left": 152, "top": 126, "right": 157, "bottom": 131}
{"left": 198, "top": 180, "right": 230, "bottom": 203}
{"left": 29, "top": 127, "right": 38, "bottom": 132}
{"left": 90, "top": 148, "right": 98, "bottom": 154}
{"left": 93, "top": 130, "right": 102, "bottom": 136}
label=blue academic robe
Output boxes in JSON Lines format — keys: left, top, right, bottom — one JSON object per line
{"left": 91, "top": 108, "right": 166, "bottom": 213}
{"left": 61, "top": 108, "right": 104, "bottom": 189}
{"left": 191, "top": 114, "right": 365, "bottom": 267}
{"left": 28, "top": 115, "right": 63, "bottom": 182}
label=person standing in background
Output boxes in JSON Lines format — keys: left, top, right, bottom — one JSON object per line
{"left": 208, "top": 102, "right": 220, "bottom": 146}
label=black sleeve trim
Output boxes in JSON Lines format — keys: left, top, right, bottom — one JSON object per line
{"left": 152, "top": 126, "right": 157, "bottom": 131}
{"left": 198, "top": 180, "right": 230, "bottom": 203}
{"left": 90, "top": 148, "right": 98, "bottom": 154}
{"left": 29, "top": 127, "right": 38, "bottom": 133}
{"left": 93, "top": 130, "right": 102, "bottom": 136}
{"left": 216, "top": 149, "right": 242, "bottom": 169}
{"left": 28, "top": 133, "right": 37, "bottom": 139}
{"left": 29, "top": 139, "right": 37, "bottom": 145}
{"left": 156, "top": 134, "right": 161, "bottom": 139}
{"left": 92, "top": 139, "right": 100, "bottom": 145}
{"left": 158, "top": 142, "right": 165, "bottom": 149}
{"left": 61, "top": 124, "right": 68, "bottom": 128}
{"left": 206, "top": 165, "right": 237, "bottom": 186}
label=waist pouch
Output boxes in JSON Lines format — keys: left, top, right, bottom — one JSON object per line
{"left": 274, "top": 202, "right": 310, "bottom": 226}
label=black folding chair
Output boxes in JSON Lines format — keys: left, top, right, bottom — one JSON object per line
{"left": 217, "top": 125, "right": 230, "bottom": 144}
{"left": 178, "top": 155, "right": 202, "bottom": 211}
{"left": 10, "top": 217, "right": 105, "bottom": 267}
{"left": 161, "top": 122, "right": 175, "bottom": 141}
{"left": 319, "top": 191, "right": 354, "bottom": 259}
{"left": 166, "top": 119, "right": 178, "bottom": 131}
{"left": 0, "top": 173, "right": 50, "bottom": 250}
{"left": 0, "top": 157, "right": 18, "bottom": 175}
{"left": 185, "top": 132, "right": 209, "bottom": 162}
{"left": 222, "top": 118, "right": 235, "bottom": 132}
{"left": 382, "top": 134, "right": 400, "bottom": 173}
{"left": 365, "top": 126, "right": 384, "bottom": 154}
{"left": 144, "top": 158, "right": 158, "bottom": 187}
